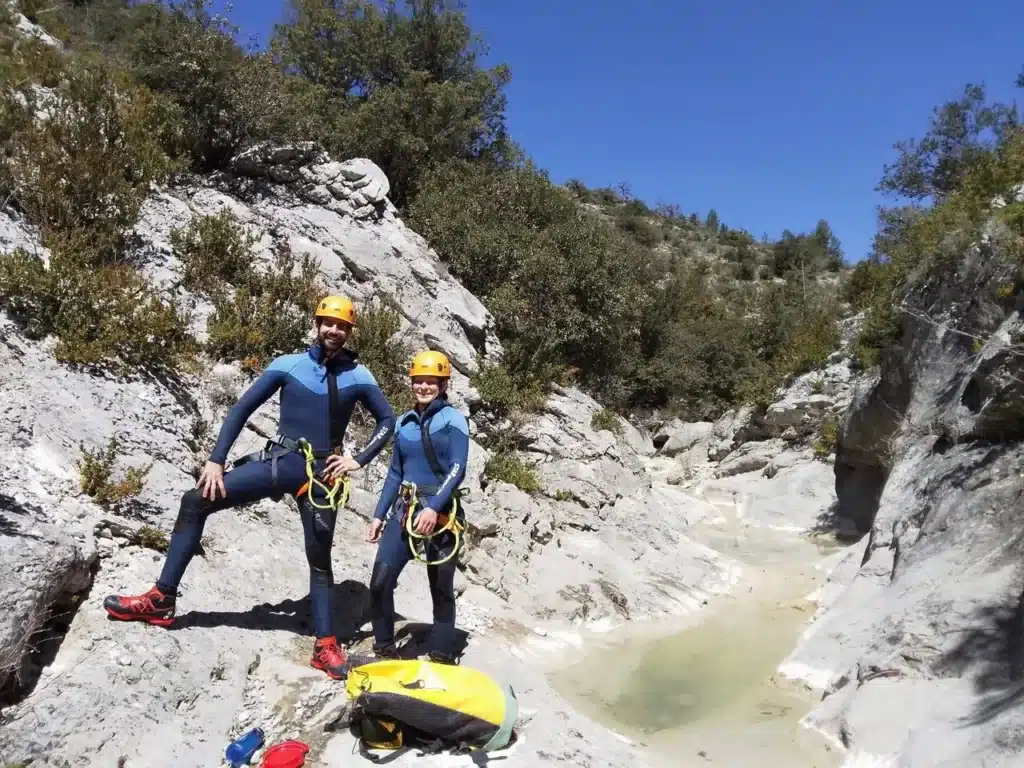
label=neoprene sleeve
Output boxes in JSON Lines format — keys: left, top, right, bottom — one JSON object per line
{"left": 353, "top": 383, "right": 397, "bottom": 466}
{"left": 208, "top": 368, "right": 286, "bottom": 465}
{"left": 425, "top": 419, "right": 469, "bottom": 512}
{"left": 373, "top": 443, "right": 404, "bottom": 520}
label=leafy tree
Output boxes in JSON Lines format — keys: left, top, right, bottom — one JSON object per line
{"left": 407, "top": 158, "right": 645, "bottom": 390}
{"left": 812, "top": 218, "right": 844, "bottom": 270}
{"left": 272, "top": 0, "right": 513, "bottom": 206}
{"left": 110, "top": 0, "right": 328, "bottom": 168}
{"left": 772, "top": 223, "right": 844, "bottom": 276}
{"left": 878, "top": 82, "right": 1020, "bottom": 203}
{"left": 855, "top": 70, "right": 1024, "bottom": 366}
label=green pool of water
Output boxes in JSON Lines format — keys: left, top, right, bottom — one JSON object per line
{"left": 549, "top": 525, "right": 843, "bottom": 767}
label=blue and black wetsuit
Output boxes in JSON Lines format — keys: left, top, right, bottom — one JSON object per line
{"left": 156, "top": 343, "right": 396, "bottom": 637}
{"left": 369, "top": 395, "right": 469, "bottom": 659}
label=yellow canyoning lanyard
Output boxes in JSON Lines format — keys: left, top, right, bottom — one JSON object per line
{"left": 399, "top": 481, "right": 464, "bottom": 566}
{"left": 296, "top": 438, "right": 351, "bottom": 511}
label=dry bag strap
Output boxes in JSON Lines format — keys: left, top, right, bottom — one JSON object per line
{"left": 480, "top": 682, "right": 518, "bottom": 752}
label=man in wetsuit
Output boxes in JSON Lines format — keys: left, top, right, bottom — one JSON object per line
{"left": 103, "top": 295, "right": 397, "bottom": 680}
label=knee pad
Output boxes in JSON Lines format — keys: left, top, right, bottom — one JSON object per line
{"left": 172, "top": 488, "right": 208, "bottom": 534}
{"left": 308, "top": 563, "right": 333, "bottom": 590}
{"left": 369, "top": 561, "right": 393, "bottom": 596}
{"left": 304, "top": 541, "right": 332, "bottom": 574}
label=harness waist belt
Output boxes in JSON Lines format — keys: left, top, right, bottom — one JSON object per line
{"left": 270, "top": 434, "right": 335, "bottom": 459}
{"left": 230, "top": 434, "right": 337, "bottom": 499}
{"left": 404, "top": 484, "right": 439, "bottom": 499}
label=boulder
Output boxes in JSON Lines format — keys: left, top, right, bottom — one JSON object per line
{"left": 659, "top": 421, "right": 714, "bottom": 457}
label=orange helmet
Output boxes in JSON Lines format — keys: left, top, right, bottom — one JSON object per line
{"left": 409, "top": 350, "right": 451, "bottom": 378}
{"left": 314, "top": 295, "right": 356, "bottom": 326}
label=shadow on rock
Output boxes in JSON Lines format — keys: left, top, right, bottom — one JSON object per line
{"left": 162, "top": 580, "right": 373, "bottom": 640}
{"left": 0, "top": 493, "right": 45, "bottom": 540}
{"left": 0, "top": 513, "right": 37, "bottom": 539}
{"left": 935, "top": 580, "right": 1024, "bottom": 727}
{"left": 392, "top": 621, "right": 470, "bottom": 659}
{"left": 806, "top": 499, "right": 865, "bottom": 543}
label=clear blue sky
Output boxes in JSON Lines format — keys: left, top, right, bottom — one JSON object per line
{"left": 212, "top": 0, "right": 1023, "bottom": 263}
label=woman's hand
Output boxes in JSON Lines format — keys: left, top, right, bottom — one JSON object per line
{"left": 414, "top": 509, "right": 438, "bottom": 535}
{"left": 366, "top": 518, "right": 384, "bottom": 543}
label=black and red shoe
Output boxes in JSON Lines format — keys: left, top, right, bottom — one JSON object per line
{"left": 311, "top": 636, "right": 352, "bottom": 680}
{"left": 103, "top": 586, "right": 176, "bottom": 627}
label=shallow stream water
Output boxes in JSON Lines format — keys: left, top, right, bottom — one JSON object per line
{"left": 548, "top": 517, "right": 846, "bottom": 767}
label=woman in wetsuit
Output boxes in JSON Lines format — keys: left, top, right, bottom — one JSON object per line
{"left": 366, "top": 350, "right": 469, "bottom": 664}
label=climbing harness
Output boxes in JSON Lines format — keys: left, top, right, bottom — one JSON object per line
{"left": 295, "top": 437, "right": 351, "bottom": 511}
{"left": 399, "top": 481, "right": 464, "bottom": 566}
{"left": 232, "top": 434, "right": 351, "bottom": 510}
{"left": 395, "top": 405, "right": 469, "bottom": 566}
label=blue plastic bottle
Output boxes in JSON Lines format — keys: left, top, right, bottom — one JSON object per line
{"left": 225, "top": 727, "right": 265, "bottom": 766}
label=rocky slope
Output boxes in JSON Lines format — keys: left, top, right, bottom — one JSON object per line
{"left": 0, "top": 139, "right": 755, "bottom": 768}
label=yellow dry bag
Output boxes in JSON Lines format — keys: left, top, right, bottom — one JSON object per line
{"left": 343, "top": 658, "right": 518, "bottom": 756}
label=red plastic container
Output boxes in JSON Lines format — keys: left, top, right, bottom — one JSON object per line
{"left": 259, "top": 740, "right": 310, "bottom": 768}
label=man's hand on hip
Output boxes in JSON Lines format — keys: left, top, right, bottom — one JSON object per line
{"left": 324, "top": 454, "right": 360, "bottom": 481}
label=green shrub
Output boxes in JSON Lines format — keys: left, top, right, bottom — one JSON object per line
{"left": 17, "top": 0, "right": 45, "bottom": 23}
{"left": 78, "top": 437, "right": 152, "bottom": 505}
{"left": 0, "top": 43, "right": 196, "bottom": 373}
{"left": 135, "top": 525, "right": 169, "bottom": 553}
{"left": 169, "top": 211, "right": 327, "bottom": 373}
{"left": 170, "top": 209, "right": 257, "bottom": 291}
{"left": 0, "top": 248, "right": 197, "bottom": 373}
{"left": 614, "top": 209, "right": 661, "bottom": 247}
{"left": 0, "top": 50, "right": 182, "bottom": 262}
{"left": 590, "top": 407, "right": 623, "bottom": 435}
{"left": 205, "top": 240, "right": 325, "bottom": 373}
{"left": 350, "top": 291, "right": 415, "bottom": 415}
{"left": 778, "top": 308, "right": 841, "bottom": 377}
{"left": 813, "top": 418, "right": 839, "bottom": 459}
{"left": 471, "top": 360, "right": 547, "bottom": 416}
{"left": 408, "top": 159, "right": 644, "bottom": 388}
{"left": 484, "top": 451, "right": 540, "bottom": 494}
{"left": 999, "top": 199, "right": 1024, "bottom": 266}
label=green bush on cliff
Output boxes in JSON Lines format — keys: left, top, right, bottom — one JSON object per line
{"left": 78, "top": 436, "right": 152, "bottom": 506}
{"left": 205, "top": 240, "right": 325, "bottom": 374}
{"left": 171, "top": 209, "right": 258, "bottom": 291}
{"left": 0, "top": 40, "right": 195, "bottom": 374}
{"left": 855, "top": 78, "right": 1024, "bottom": 366}
{"left": 484, "top": 450, "right": 540, "bottom": 494}
{"left": 350, "top": 291, "right": 416, "bottom": 415}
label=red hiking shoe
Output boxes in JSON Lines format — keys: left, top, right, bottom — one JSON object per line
{"left": 310, "top": 636, "right": 350, "bottom": 680}
{"left": 103, "top": 586, "right": 176, "bottom": 627}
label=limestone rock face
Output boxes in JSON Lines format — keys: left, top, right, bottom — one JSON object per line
{"left": 780, "top": 243, "right": 1024, "bottom": 767}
